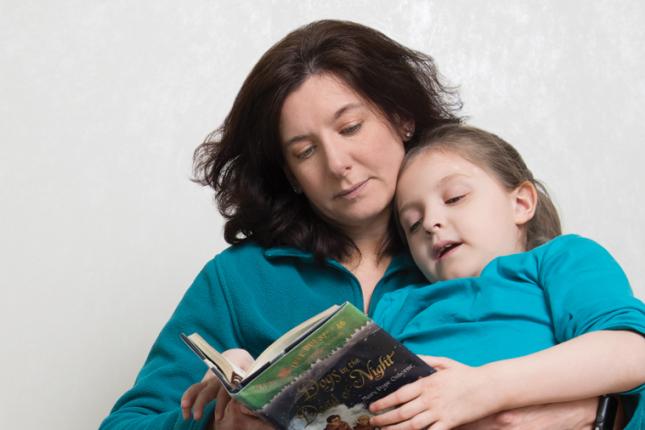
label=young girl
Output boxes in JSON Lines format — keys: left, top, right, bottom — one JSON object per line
{"left": 369, "top": 124, "right": 645, "bottom": 429}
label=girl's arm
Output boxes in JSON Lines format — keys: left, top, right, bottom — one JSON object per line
{"left": 370, "top": 330, "right": 645, "bottom": 429}
{"left": 484, "top": 330, "right": 645, "bottom": 408}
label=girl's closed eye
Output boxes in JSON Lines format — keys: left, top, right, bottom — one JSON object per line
{"left": 400, "top": 211, "right": 422, "bottom": 234}
{"left": 445, "top": 194, "right": 466, "bottom": 205}
{"left": 408, "top": 219, "right": 422, "bottom": 233}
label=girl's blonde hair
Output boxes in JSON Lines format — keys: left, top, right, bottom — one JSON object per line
{"left": 402, "top": 124, "right": 561, "bottom": 250}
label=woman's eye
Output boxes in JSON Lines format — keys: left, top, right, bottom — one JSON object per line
{"left": 340, "top": 123, "right": 362, "bottom": 136}
{"left": 445, "top": 194, "right": 465, "bottom": 205}
{"left": 296, "top": 146, "right": 315, "bottom": 160}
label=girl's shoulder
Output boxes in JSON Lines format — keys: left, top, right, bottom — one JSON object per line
{"left": 533, "top": 234, "right": 612, "bottom": 260}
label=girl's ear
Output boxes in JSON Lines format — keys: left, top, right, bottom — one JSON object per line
{"left": 512, "top": 181, "right": 538, "bottom": 226}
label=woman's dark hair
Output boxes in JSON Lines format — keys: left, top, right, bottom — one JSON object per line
{"left": 401, "top": 124, "right": 562, "bottom": 250}
{"left": 193, "top": 20, "right": 461, "bottom": 261}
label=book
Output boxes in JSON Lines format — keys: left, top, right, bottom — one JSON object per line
{"left": 181, "top": 302, "right": 435, "bottom": 430}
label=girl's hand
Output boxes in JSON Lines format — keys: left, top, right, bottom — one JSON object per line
{"left": 369, "top": 356, "right": 500, "bottom": 430}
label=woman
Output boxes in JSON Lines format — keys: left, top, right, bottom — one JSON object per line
{"left": 100, "top": 20, "right": 631, "bottom": 430}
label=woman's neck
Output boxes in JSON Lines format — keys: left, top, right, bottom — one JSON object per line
{"left": 338, "top": 213, "right": 393, "bottom": 311}
{"left": 340, "top": 213, "right": 391, "bottom": 268}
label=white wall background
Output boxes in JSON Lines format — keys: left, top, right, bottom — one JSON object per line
{"left": 1, "top": 1, "right": 643, "bottom": 429}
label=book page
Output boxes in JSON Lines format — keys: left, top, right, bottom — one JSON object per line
{"left": 247, "top": 304, "right": 340, "bottom": 375}
{"left": 184, "top": 333, "right": 247, "bottom": 383}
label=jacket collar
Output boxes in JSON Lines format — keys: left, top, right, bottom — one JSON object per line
{"left": 263, "top": 246, "right": 418, "bottom": 277}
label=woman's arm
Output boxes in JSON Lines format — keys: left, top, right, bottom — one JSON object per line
{"left": 99, "top": 259, "right": 241, "bottom": 430}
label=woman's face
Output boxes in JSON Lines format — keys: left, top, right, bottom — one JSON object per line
{"left": 279, "top": 74, "right": 406, "bottom": 234}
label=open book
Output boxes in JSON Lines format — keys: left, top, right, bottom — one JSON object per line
{"left": 181, "top": 304, "right": 340, "bottom": 392}
{"left": 181, "top": 302, "right": 434, "bottom": 430}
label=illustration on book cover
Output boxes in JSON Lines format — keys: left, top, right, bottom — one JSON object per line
{"left": 268, "top": 321, "right": 433, "bottom": 430}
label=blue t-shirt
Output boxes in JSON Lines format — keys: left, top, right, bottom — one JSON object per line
{"left": 373, "top": 234, "right": 645, "bottom": 424}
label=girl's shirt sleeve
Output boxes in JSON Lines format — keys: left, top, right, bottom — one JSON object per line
{"left": 538, "top": 235, "right": 645, "bottom": 397}
{"left": 539, "top": 235, "right": 645, "bottom": 340}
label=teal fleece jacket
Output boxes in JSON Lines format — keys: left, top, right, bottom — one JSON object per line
{"left": 99, "top": 243, "right": 425, "bottom": 430}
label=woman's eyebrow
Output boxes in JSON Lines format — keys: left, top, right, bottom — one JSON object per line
{"left": 333, "top": 102, "right": 363, "bottom": 120}
{"left": 284, "top": 134, "right": 312, "bottom": 147}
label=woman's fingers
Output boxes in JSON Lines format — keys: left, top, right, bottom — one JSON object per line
{"left": 181, "top": 381, "right": 206, "bottom": 420}
{"left": 214, "top": 384, "right": 233, "bottom": 422}
{"left": 182, "top": 349, "right": 255, "bottom": 424}
{"left": 222, "top": 348, "right": 254, "bottom": 371}
{"left": 214, "top": 392, "right": 275, "bottom": 429}
{"left": 191, "top": 378, "right": 222, "bottom": 420}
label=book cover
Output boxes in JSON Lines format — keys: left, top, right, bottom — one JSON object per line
{"left": 182, "top": 302, "right": 434, "bottom": 430}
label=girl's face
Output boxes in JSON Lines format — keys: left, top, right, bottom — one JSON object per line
{"left": 396, "top": 148, "right": 530, "bottom": 281}
{"left": 280, "top": 74, "right": 406, "bottom": 235}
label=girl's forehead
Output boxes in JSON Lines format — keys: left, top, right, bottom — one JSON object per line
{"left": 403, "top": 147, "right": 478, "bottom": 176}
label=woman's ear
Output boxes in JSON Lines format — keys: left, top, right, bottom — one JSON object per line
{"left": 396, "top": 117, "right": 415, "bottom": 142}
{"left": 512, "top": 181, "right": 538, "bottom": 226}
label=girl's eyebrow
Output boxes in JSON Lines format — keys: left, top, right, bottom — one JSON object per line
{"left": 283, "top": 103, "right": 364, "bottom": 147}
{"left": 439, "top": 173, "right": 470, "bottom": 185}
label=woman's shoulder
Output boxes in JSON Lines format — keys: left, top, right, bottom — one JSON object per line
{"left": 210, "top": 240, "right": 269, "bottom": 261}
{"left": 202, "top": 241, "right": 316, "bottom": 278}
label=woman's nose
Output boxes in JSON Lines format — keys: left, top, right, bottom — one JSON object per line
{"left": 324, "top": 141, "right": 352, "bottom": 178}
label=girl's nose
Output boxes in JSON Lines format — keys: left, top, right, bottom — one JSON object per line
{"left": 423, "top": 211, "right": 443, "bottom": 234}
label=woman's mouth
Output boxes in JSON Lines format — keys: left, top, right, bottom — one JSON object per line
{"left": 334, "top": 179, "right": 369, "bottom": 200}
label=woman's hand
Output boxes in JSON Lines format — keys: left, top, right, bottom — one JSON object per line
{"left": 456, "top": 397, "right": 599, "bottom": 430}
{"left": 180, "top": 349, "right": 273, "bottom": 429}
{"left": 369, "top": 356, "right": 500, "bottom": 429}
{"left": 211, "top": 388, "right": 275, "bottom": 430}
